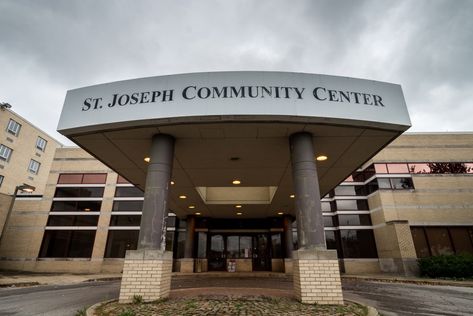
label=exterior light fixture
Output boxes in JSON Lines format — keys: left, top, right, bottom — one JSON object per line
{"left": 195, "top": 212, "right": 201, "bottom": 215}
{"left": 179, "top": 195, "right": 187, "bottom": 199}
{"left": 236, "top": 212, "right": 242, "bottom": 216}
{"left": 290, "top": 194, "right": 295, "bottom": 198}
{"left": 188, "top": 205, "right": 195, "bottom": 209}
{"left": 232, "top": 179, "right": 241, "bottom": 185}
{"left": 170, "top": 181, "right": 175, "bottom": 185}
{"left": 277, "top": 212, "right": 284, "bottom": 215}
{"left": 316, "top": 155, "right": 328, "bottom": 161}
{"left": 0, "top": 184, "right": 36, "bottom": 246}
{"left": 144, "top": 157, "right": 150, "bottom": 162}
{"left": 235, "top": 205, "right": 242, "bottom": 208}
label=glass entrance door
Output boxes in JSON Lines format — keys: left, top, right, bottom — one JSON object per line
{"left": 252, "top": 234, "right": 271, "bottom": 271}
{"left": 208, "top": 234, "right": 226, "bottom": 271}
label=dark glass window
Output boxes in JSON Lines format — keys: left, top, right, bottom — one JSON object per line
{"left": 408, "top": 163, "right": 431, "bottom": 174}
{"left": 271, "top": 233, "right": 282, "bottom": 258}
{"left": 449, "top": 227, "right": 473, "bottom": 254}
{"left": 323, "top": 216, "right": 334, "bottom": 227}
{"left": 104, "top": 230, "right": 139, "bottom": 258}
{"left": 39, "top": 230, "right": 96, "bottom": 258}
{"left": 425, "top": 227, "right": 454, "bottom": 256}
{"left": 227, "top": 235, "right": 239, "bottom": 259}
{"left": 340, "top": 229, "right": 378, "bottom": 258}
{"left": 292, "top": 231, "right": 298, "bottom": 250}
{"left": 176, "top": 230, "right": 186, "bottom": 258}
{"left": 112, "top": 201, "right": 143, "bottom": 212}
{"left": 337, "top": 215, "right": 372, "bottom": 226}
{"left": 110, "top": 215, "right": 141, "bottom": 226}
{"left": 196, "top": 232, "right": 207, "bottom": 258}
{"left": 166, "top": 231, "right": 174, "bottom": 252}
{"left": 411, "top": 227, "right": 430, "bottom": 258}
{"left": 240, "top": 236, "right": 252, "bottom": 258}
{"left": 51, "top": 201, "right": 102, "bottom": 212}
{"left": 166, "top": 216, "right": 176, "bottom": 227}
{"left": 47, "top": 215, "right": 99, "bottom": 226}
{"left": 325, "top": 230, "right": 340, "bottom": 256}
{"left": 54, "top": 187, "right": 104, "bottom": 198}
{"left": 374, "top": 164, "right": 388, "bottom": 173}
{"left": 114, "top": 187, "right": 144, "bottom": 197}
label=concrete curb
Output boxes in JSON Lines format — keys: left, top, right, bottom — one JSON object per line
{"left": 0, "top": 281, "right": 41, "bottom": 288}
{"left": 342, "top": 275, "right": 473, "bottom": 288}
{"left": 86, "top": 299, "right": 116, "bottom": 316}
{"left": 345, "top": 299, "right": 379, "bottom": 316}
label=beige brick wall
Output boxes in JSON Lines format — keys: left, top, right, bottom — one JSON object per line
{"left": 119, "top": 250, "right": 173, "bottom": 303}
{"left": 292, "top": 250, "right": 343, "bottom": 305}
{"left": 0, "top": 108, "right": 61, "bottom": 196}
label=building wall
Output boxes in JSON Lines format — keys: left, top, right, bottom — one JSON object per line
{"left": 0, "top": 107, "right": 62, "bottom": 196}
{"left": 0, "top": 133, "right": 472, "bottom": 275}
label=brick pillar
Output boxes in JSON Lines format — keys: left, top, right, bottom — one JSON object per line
{"left": 289, "top": 132, "right": 343, "bottom": 305}
{"left": 119, "top": 134, "right": 174, "bottom": 303}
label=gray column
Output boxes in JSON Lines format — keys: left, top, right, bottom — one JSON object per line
{"left": 289, "top": 132, "right": 326, "bottom": 250}
{"left": 138, "top": 134, "right": 174, "bottom": 251}
{"left": 184, "top": 215, "right": 196, "bottom": 258}
{"left": 283, "top": 215, "right": 294, "bottom": 258}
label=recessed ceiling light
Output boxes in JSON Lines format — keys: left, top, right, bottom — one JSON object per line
{"left": 144, "top": 157, "right": 151, "bottom": 162}
{"left": 170, "top": 181, "right": 175, "bottom": 185}
{"left": 195, "top": 212, "right": 201, "bottom": 215}
{"left": 316, "top": 155, "right": 328, "bottom": 161}
{"left": 235, "top": 205, "right": 242, "bottom": 208}
{"left": 290, "top": 194, "right": 295, "bottom": 198}
{"left": 232, "top": 179, "right": 241, "bottom": 185}
{"left": 236, "top": 212, "right": 242, "bottom": 216}
{"left": 179, "top": 195, "right": 187, "bottom": 199}
{"left": 277, "top": 212, "right": 284, "bottom": 215}
{"left": 188, "top": 205, "right": 195, "bottom": 209}
{"left": 84, "top": 208, "right": 91, "bottom": 212}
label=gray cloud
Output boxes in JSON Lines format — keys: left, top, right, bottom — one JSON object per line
{"left": 0, "top": 0, "right": 472, "bottom": 144}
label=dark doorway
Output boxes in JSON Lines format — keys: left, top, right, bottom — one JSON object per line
{"left": 208, "top": 234, "right": 226, "bottom": 271}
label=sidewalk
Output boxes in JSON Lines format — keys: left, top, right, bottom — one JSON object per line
{"left": 0, "top": 271, "right": 122, "bottom": 288}
{"left": 1, "top": 270, "right": 472, "bottom": 288}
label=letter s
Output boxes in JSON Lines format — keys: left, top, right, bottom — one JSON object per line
{"left": 82, "top": 98, "right": 92, "bottom": 111}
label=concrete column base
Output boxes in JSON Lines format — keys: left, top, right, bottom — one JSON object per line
{"left": 119, "top": 250, "right": 173, "bottom": 303}
{"left": 178, "top": 258, "right": 195, "bottom": 273}
{"left": 293, "top": 249, "right": 344, "bottom": 305}
{"left": 284, "top": 258, "right": 293, "bottom": 274}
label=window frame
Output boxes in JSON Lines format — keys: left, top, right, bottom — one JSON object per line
{"left": 28, "top": 159, "right": 41, "bottom": 174}
{"left": 6, "top": 119, "right": 21, "bottom": 136}
{"left": 0, "top": 144, "right": 13, "bottom": 161}
{"left": 36, "top": 136, "right": 48, "bottom": 152}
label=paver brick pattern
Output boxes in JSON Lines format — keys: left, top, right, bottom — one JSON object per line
{"left": 96, "top": 296, "right": 367, "bottom": 316}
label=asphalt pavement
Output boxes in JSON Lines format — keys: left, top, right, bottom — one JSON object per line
{"left": 0, "top": 276, "right": 472, "bottom": 315}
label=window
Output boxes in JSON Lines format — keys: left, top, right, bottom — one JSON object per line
{"left": 51, "top": 201, "right": 102, "bottom": 212}
{"left": 36, "top": 136, "right": 47, "bottom": 151}
{"left": 6, "top": 119, "right": 21, "bottom": 136}
{"left": 28, "top": 159, "right": 40, "bottom": 174}
{"left": 54, "top": 187, "right": 104, "bottom": 198}
{"left": 47, "top": 215, "right": 99, "bottom": 226}
{"left": 0, "top": 175, "right": 3, "bottom": 187}
{"left": 112, "top": 201, "right": 143, "bottom": 212}
{"left": 114, "top": 186, "right": 144, "bottom": 197}
{"left": 57, "top": 173, "right": 107, "bottom": 184}
{"left": 340, "top": 229, "right": 378, "bottom": 258}
{"left": 0, "top": 144, "right": 13, "bottom": 161}
{"left": 39, "top": 230, "right": 96, "bottom": 258}
{"left": 110, "top": 215, "right": 141, "bottom": 226}
{"left": 104, "top": 230, "right": 139, "bottom": 258}
{"left": 411, "top": 226, "right": 473, "bottom": 257}
{"left": 337, "top": 214, "right": 372, "bottom": 226}
{"left": 335, "top": 199, "right": 369, "bottom": 211}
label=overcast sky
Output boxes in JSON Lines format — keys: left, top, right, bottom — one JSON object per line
{"left": 1, "top": 0, "right": 472, "bottom": 145}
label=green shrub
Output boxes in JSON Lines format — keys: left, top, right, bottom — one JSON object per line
{"left": 118, "top": 309, "right": 135, "bottom": 316}
{"left": 132, "top": 294, "right": 143, "bottom": 304}
{"left": 74, "top": 308, "right": 86, "bottom": 316}
{"left": 418, "top": 254, "right": 473, "bottom": 278}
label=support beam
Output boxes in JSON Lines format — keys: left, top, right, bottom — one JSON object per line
{"left": 119, "top": 134, "right": 174, "bottom": 303}
{"left": 289, "top": 132, "right": 343, "bottom": 305}
{"left": 138, "top": 134, "right": 175, "bottom": 250}
{"left": 289, "top": 132, "right": 325, "bottom": 249}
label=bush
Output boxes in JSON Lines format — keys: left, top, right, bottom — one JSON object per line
{"left": 132, "top": 295, "right": 143, "bottom": 304}
{"left": 418, "top": 254, "right": 473, "bottom": 278}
